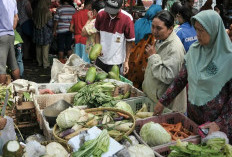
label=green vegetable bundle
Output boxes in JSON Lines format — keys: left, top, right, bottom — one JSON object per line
{"left": 169, "top": 138, "right": 232, "bottom": 157}
{"left": 73, "top": 82, "right": 120, "bottom": 108}
{"left": 0, "top": 85, "right": 13, "bottom": 107}
{"left": 72, "top": 129, "right": 110, "bottom": 157}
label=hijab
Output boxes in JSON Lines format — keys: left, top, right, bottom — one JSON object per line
{"left": 134, "top": 4, "right": 162, "bottom": 44}
{"left": 33, "top": 0, "right": 52, "bottom": 29}
{"left": 185, "top": 10, "right": 232, "bottom": 106}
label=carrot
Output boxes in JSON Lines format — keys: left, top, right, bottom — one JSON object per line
{"left": 117, "top": 112, "right": 130, "bottom": 119}
{"left": 173, "top": 122, "right": 182, "bottom": 132}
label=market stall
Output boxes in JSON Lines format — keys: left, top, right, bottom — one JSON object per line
{"left": 0, "top": 53, "right": 232, "bottom": 157}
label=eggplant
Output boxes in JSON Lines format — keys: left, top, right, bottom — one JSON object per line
{"left": 59, "top": 128, "right": 75, "bottom": 138}
{"left": 113, "top": 116, "right": 124, "bottom": 121}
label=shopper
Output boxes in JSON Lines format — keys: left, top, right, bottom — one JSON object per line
{"left": 0, "top": 0, "right": 20, "bottom": 84}
{"left": 54, "top": 0, "right": 76, "bottom": 63}
{"left": 95, "top": 0, "right": 135, "bottom": 74}
{"left": 17, "top": 0, "right": 33, "bottom": 60}
{"left": 175, "top": 5, "right": 197, "bottom": 52}
{"left": 126, "top": 4, "right": 161, "bottom": 89}
{"left": 142, "top": 10, "right": 187, "bottom": 113}
{"left": 33, "top": 0, "right": 53, "bottom": 69}
{"left": 70, "top": 0, "right": 94, "bottom": 63}
{"left": 154, "top": 10, "right": 232, "bottom": 142}
{"left": 14, "top": 30, "right": 24, "bottom": 77}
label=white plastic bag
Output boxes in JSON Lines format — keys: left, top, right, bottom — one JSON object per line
{"left": 0, "top": 116, "right": 17, "bottom": 155}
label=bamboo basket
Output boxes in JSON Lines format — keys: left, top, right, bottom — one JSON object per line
{"left": 53, "top": 107, "right": 135, "bottom": 143}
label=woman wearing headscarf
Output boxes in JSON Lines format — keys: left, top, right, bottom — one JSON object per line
{"left": 126, "top": 4, "right": 162, "bottom": 89}
{"left": 33, "top": 0, "right": 53, "bottom": 69}
{"left": 134, "top": 4, "right": 162, "bottom": 44}
{"left": 154, "top": 10, "right": 232, "bottom": 142}
{"left": 142, "top": 10, "right": 187, "bottom": 113}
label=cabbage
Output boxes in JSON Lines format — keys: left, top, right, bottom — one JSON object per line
{"left": 128, "top": 144, "right": 154, "bottom": 157}
{"left": 115, "top": 101, "right": 134, "bottom": 115}
{"left": 56, "top": 108, "right": 81, "bottom": 129}
{"left": 140, "top": 122, "right": 171, "bottom": 146}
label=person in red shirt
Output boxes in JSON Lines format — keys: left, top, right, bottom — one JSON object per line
{"left": 70, "top": 0, "right": 94, "bottom": 63}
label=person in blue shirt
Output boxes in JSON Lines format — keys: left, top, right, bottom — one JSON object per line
{"left": 174, "top": 5, "right": 197, "bottom": 52}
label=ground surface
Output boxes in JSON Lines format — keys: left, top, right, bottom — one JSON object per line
{"left": 23, "top": 59, "right": 51, "bottom": 83}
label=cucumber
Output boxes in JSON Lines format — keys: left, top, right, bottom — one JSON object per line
{"left": 108, "top": 71, "right": 120, "bottom": 80}
{"left": 85, "top": 67, "right": 97, "bottom": 84}
{"left": 67, "top": 81, "right": 87, "bottom": 93}
{"left": 89, "top": 44, "right": 102, "bottom": 61}
{"left": 96, "top": 72, "right": 108, "bottom": 81}
{"left": 110, "top": 65, "right": 120, "bottom": 77}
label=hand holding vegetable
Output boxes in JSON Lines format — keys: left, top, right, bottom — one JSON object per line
{"left": 153, "top": 101, "right": 164, "bottom": 116}
{"left": 201, "top": 122, "right": 220, "bottom": 135}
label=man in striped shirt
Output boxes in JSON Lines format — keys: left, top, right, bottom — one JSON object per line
{"left": 53, "top": 0, "right": 76, "bottom": 63}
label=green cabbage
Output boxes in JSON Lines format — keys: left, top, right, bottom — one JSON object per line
{"left": 128, "top": 144, "right": 155, "bottom": 157}
{"left": 115, "top": 101, "right": 134, "bottom": 115}
{"left": 140, "top": 122, "right": 171, "bottom": 146}
{"left": 56, "top": 108, "right": 81, "bottom": 129}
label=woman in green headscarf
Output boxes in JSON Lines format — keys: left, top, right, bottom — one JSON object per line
{"left": 153, "top": 10, "right": 232, "bottom": 142}
{"left": 33, "top": 0, "right": 53, "bottom": 69}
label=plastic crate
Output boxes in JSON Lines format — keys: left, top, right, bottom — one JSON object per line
{"left": 124, "top": 96, "right": 172, "bottom": 113}
{"left": 119, "top": 75, "right": 133, "bottom": 85}
{"left": 153, "top": 136, "right": 201, "bottom": 157}
{"left": 134, "top": 112, "right": 200, "bottom": 148}
{"left": 36, "top": 83, "right": 75, "bottom": 95}
{"left": 33, "top": 93, "right": 76, "bottom": 140}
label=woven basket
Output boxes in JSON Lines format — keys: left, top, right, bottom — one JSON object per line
{"left": 53, "top": 107, "right": 135, "bottom": 143}
{"left": 40, "top": 141, "right": 72, "bottom": 153}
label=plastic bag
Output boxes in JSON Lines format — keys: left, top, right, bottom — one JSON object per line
{"left": 201, "top": 131, "right": 229, "bottom": 144}
{"left": 50, "top": 54, "right": 86, "bottom": 83}
{"left": 0, "top": 116, "right": 17, "bottom": 155}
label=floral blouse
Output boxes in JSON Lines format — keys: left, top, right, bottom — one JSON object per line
{"left": 159, "top": 64, "right": 232, "bottom": 143}
{"left": 83, "top": 19, "right": 97, "bottom": 54}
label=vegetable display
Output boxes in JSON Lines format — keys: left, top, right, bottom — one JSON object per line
{"left": 140, "top": 122, "right": 172, "bottom": 146}
{"left": 160, "top": 122, "right": 194, "bottom": 141}
{"left": 72, "top": 129, "right": 110, "bottom": 157}
{"left": 54, "top": 108, "right": 134, "bottom": 141}
{"left": 56, "top": 108, "right": 82, "bottom": 129}
{"left": 73, "top": 82, "right": 119, "bottom": 108}
{"left": 115, "top": 101, "right": 134, "bottom": 115}
{"left": 0, "top": 85, "right": 13, "bottom": 107}
{"left": 128, "top": 144, "right": 155, "bottom": 157}
{"left": 169, "top": 138, "right": 232, "bottom": 157}
{"left": 89, "top": 44, "right": 102, "bottom": 61}
{"left": 67, "top": 81, "right": 87, "bottom": 93}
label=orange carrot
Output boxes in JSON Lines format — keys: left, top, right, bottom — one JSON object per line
{"left": 117, "top": 112, "right": 130, "bottom": 119}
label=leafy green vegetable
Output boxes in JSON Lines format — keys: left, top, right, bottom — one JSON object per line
{"left": 23, "top": 92, "right": 32, "bottom": 101}
{"left": 115, "top": 101, "right": 134, "bottom": 115}
{"left": 72, "top": 129, "right": 110, "bottom": 157}
{"left": 168, "top": 138, "right": 232, "bottom": 157}
{"left": 140, "top": 122, "right": 171, "bottom": 146}
{"left": 73, "top": 82, "right": 120, "bottom": 108}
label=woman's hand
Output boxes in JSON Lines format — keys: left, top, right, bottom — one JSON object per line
{"left": 145, "top": 39, "right": 156, "bottom": 57}
{"left": 123, "top": 61, "right": 129, "bottom": 75}
{"left": 201, "top": 122, "right": 220, "bottom": 135}
{"left": 153, "top": 101, "right": 164, "bottom": 116}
